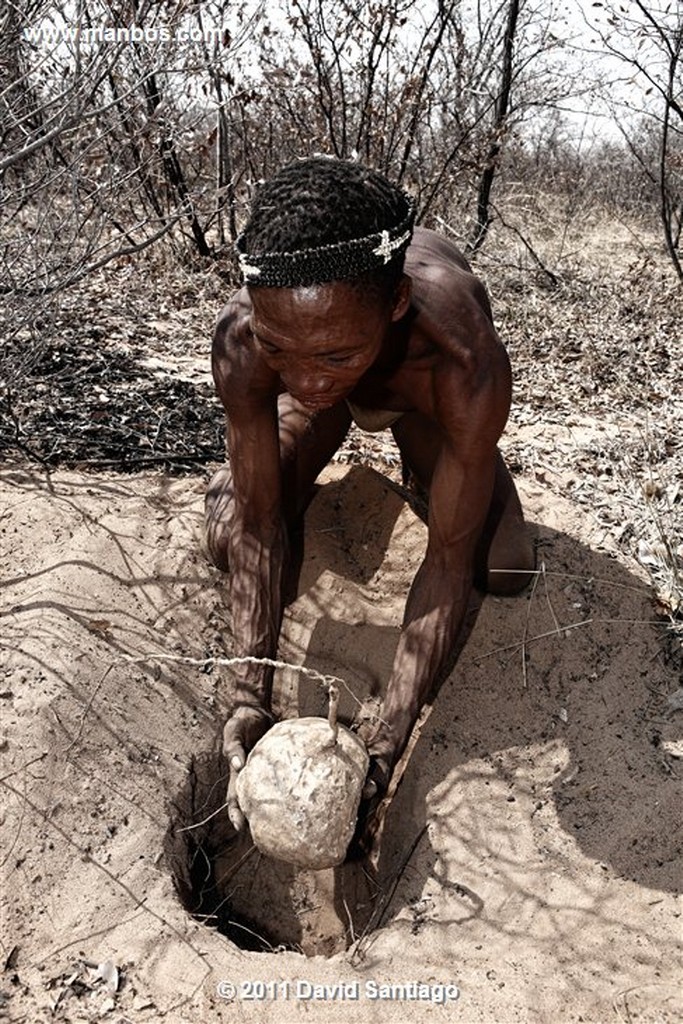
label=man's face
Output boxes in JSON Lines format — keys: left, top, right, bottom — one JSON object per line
{"left": 249, "top": 281, "right": 400, "bottom": 412}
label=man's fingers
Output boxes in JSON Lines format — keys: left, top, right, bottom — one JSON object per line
{"left": 222, "top": 706, "right": 274, "bottom": 831}
{"left": 227, "top": 766, "right": 245, "bottom": 831}
{"left": 228, "top": 801, "right": 245, "bottom": 831}
{"left": 363, "top": 756, "right": 391, "bottom": 801}
{"left": 222, "top": 724, "right": 246, "bottom": 772}
{"left": 224, "top": 722, "right": 246, "bottom": 830}
{"left": 224, "top": 747, "right": 245, "bottom": 781}
{"left": 362, "top": 779, "right": 378, "bottom": 800}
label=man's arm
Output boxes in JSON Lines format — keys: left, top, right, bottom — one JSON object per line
{"left": 367, "top": 353, "right": 511, "bottom": 783}
{"left": 211, "top": 305, "right": 285, "bottom": 824}
{"left": 223, "top": 405, "right": 285, "bottom": 710}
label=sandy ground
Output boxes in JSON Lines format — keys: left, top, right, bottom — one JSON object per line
{"left": 1, "top": 460, "right": 681, "bottom": 1024}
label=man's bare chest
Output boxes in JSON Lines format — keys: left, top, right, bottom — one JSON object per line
{"left": 348, "top": 347, "right": 443, "bottom": 416}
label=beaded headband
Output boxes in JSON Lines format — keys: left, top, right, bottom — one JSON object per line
{"left": 236, "top": 196, "right": 415, "bottom": 288}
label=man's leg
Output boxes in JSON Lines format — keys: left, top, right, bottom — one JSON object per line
{"left": 391, "top": 412, "right": 535, "bottom": 594}
{"left": 205, "top": 395, "right": 352, "bottom": 571}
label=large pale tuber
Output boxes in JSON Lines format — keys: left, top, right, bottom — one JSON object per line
{"left": 235, "top": 716, "right": 369, "bottom": 869}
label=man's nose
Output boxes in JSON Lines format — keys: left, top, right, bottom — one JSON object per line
{"left": 287, "top": 369, "right": 333, "bottom": 395}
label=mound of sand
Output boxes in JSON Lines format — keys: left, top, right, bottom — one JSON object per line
{"left": 0, "top": 462, "right": 680, "bottom": 1023}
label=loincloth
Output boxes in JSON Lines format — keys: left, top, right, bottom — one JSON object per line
{"left": 345, "top": 400, "right": 404, "bottom": 433}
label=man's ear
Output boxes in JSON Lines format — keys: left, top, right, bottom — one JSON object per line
{"left": 391, "top": 274, "right": 412, "bottom": 321}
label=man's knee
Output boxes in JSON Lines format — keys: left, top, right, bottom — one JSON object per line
{"left": 486, "top": 538, "right": 536, "bottom": 596}
{"left": 202, "top": 524, "right": 230, "bottom": 572}
{"left": 204, "top": 464, "right": 234, "bottom": 571}
{"left": 483, "top": 461, "right": 535, "bottom": 596}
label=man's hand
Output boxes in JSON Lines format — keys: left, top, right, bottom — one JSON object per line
{"left": 223, "top": 705, "right": 273, "bottom": 830}
{"left": 361, "top": 753, "right": 391, "bottom": 802}
{"left": 345, "top": 754, "right": 392, "bottom": 861}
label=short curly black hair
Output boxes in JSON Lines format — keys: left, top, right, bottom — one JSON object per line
{"left": 239, "top": 157, "right": 413, "bottom": 300}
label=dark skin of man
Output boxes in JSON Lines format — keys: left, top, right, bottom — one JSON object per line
{"left": 206, "top": 227, "right": 535, "bottom": 832}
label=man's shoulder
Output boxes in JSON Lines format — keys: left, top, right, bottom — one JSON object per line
{"left": 211, "top": 287, "right": 265, "bottom": 401}
{"left": 214, "top": 287, "right": 252, "bottom": 348}
{"left": 402, "top": 230, "right": 508, "bottom": 417}
{"left": 406, "top": 228, "right": 493, "bottom": 321}
{"left": 407, "top": 226, "right": 472, "bottom": 271}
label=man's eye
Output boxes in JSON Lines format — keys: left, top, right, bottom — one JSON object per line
{"left": 324, "top": 354, "right": 352, "bottom": 365}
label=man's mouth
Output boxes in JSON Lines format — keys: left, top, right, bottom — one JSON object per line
{"left": 294, "top": 392, "right": 345, "bottom": 411}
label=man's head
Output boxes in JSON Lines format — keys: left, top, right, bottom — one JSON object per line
{"left": 236, "top": 157, "right": 414, "bottom": 302}
{"left": 236, "top": 158, "right": 415, "bottom": 411}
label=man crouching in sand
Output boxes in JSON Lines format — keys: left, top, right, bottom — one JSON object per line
{"left": 204, "top": 157, "right": 535, "bottom": 834}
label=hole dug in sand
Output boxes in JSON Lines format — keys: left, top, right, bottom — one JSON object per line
{"left": 164, "top": 749, "right": 379, "bottom": 956}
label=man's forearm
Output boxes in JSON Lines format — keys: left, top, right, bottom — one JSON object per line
{"left": 228, "top": 518, "right": 287, "bottom": 709}
{"left": 375, "top": 556, "right": 472, "bottom": 767}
